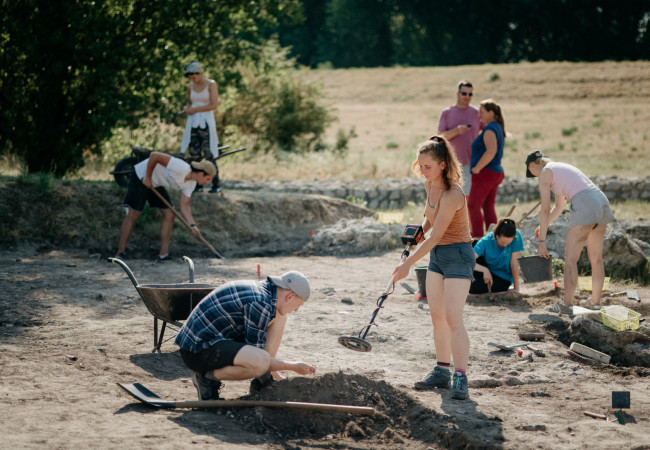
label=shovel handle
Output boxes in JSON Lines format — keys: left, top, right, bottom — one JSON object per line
{"left": 148, "top": 188, "right": 223, "bottom": 258}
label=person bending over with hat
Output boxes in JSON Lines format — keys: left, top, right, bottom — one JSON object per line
{"left": 175, "top": 271, "right": 316, "bottom": 400}
{"left": 525, "top": 150, "right": 615, "bottom": 314}
{"left": 115, "top": 151, "right": 216, "bottom": 262}
{"left": 470, "top": 218, "right": 523, "bottom": 295}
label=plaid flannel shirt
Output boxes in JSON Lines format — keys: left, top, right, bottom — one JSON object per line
{"left": 175, "top": 280, "right": 277, "bottom": 353}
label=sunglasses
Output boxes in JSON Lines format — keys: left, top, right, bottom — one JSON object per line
{"left": 459, "top": 92, "right": 473, "bottom": 97}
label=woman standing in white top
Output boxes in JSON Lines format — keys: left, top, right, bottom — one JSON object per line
{"left": 525, "top": 150, "right": 615, "bottom": 313}
{"left": 180, "top": 61, "right": 220, "bottom": 192}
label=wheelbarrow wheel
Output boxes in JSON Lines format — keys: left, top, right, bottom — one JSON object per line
{"left": 111, "top": 156, "right": 137, "bottom": 188}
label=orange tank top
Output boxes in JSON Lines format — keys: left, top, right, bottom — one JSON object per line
{"left": 424, "top": 182, "right": 472, "bottom": 245}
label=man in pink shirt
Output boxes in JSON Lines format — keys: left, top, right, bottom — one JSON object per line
{"left": 437, "top": 81, "right": 481, "bottom": 195}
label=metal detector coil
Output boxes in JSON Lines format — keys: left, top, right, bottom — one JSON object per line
{"left": 401, "top": 224, "right": 424, "bottom": 246}
{"left": 339, "top": 239, "right": 417, "bottom": 352}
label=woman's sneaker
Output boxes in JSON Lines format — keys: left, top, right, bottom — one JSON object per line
{"left": 191, "top": 371, "right": 222, "bottom": 401}
{"left": 451, "top": 372, "right": 468, "bottom": 400}
{"left": 414, "top": 366, "right": 451, "bottom": 390}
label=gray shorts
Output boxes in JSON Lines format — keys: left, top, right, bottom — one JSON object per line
{"left": 427, "top": 241, "right": 476, "bottom": 280}
{"left": 568, "top": 189, "right": 615, "bottom": 230}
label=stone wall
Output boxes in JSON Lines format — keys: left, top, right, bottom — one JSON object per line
{"left": 224, "top": 176, "right": 650, "bottom": 210}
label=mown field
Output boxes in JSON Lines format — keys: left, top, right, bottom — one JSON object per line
{"left": 2, "top": 60, "right": 648, "bottom": 185}
{"left": 223, "top": 60, "right": 650, "bottom": 181}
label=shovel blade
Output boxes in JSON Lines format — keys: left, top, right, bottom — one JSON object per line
{"left": 118, "top": 383, "right": 175, "bottom": 408}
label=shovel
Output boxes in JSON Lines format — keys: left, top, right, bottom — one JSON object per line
{"left": 149, "top": 188, "right": 224, "bottom": 259}
{"left": 487, "top": 342, "right": 531, "bottom": 352}
{"left": 627, "top": 289, "right": 641, "bottom": 302}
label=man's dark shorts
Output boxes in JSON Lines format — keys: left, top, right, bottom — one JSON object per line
{"left": 123, "top": 173, "right": 172, "bottom": 212}
{"left": 179, "top": 340, "right": 247, "bottom": 373}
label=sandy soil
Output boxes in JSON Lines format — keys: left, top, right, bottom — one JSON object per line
{"left": 1, "top": 248, "right": 649, "bottom": 449}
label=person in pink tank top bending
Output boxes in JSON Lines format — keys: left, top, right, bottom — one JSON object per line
{"left": 392, "top": 136, "right": 475, "bottom": 400}
{"left": 525, "top": 151, "right": 615, "bottom": 314}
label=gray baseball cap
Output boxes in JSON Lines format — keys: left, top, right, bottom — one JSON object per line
{"left": 268, "top": 271, "right": 311, "bottom": 301}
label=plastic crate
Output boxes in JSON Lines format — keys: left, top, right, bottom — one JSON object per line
{"left": 578, "top": 276, "right": 610, "bottom": 291}
{"left": 600, "top": 305, "right": 641, "bottom": 331}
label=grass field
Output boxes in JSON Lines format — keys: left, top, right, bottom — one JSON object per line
{"left": 220, "top": 60, "right": 650, "bottom": 181}
{"left": 2, "top": 60, "right": 648, "bottom": 184}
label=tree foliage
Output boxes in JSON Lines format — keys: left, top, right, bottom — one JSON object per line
{"left": 275, "top": 0, "right": 650, "bottom": 68}
{"left": 0, "top": 0, "right": 301, "bottom": 175}
{"left": 218, "top": 40, "right": 333, "bottom": 153}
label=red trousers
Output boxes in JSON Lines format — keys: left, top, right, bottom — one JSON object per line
{"left": 468, "top": 168, "right": 505, "bottom": 238}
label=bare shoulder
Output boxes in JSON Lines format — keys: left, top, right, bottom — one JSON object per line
{"left": 539, "top": 166, "right": 553, "bottom": 184}
{"left": 441, "top": 185, "right": 465, "bottom": 207}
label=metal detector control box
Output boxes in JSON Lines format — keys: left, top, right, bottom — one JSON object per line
{"left": 401, "top": 224, "right": 424, "bottom": 246}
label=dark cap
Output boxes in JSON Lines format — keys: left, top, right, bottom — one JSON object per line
{"left": 525, "top": 150, "right": 545, "bottom": 178}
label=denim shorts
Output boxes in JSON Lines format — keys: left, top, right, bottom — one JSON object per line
{"left": 179, "top": 340, "right": 247, "bottom": 373}
{"left": 568, "top": 189, "right": 615, "bottom": 230}
{"left": 427, "top": 241, "right": 476, "bottom": 280}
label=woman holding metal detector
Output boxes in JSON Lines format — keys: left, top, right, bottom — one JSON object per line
{"left": 392, "top": 136, "right": 475, "bottom": 400}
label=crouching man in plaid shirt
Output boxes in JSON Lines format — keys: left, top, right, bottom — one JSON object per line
{"left": 175, "top": 271, "right": 315, "bottom": 400}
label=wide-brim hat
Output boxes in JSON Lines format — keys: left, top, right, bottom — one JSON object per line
{"left": 184, "top": 61, "right": 201, "bottom": 74}
{"left": 190, "top": 160, "right": 216, "bottom": 177}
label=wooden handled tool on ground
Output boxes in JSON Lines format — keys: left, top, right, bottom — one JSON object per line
{"left": 148, "top": 188, "right": 224, "bottom": 259}
{"left": 119, "top": 383, "right": 375, "bottom": 415}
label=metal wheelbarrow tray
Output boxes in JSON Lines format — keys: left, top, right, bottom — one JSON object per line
{"left": 108, "top": 256, "right": 216, "bottom": 352}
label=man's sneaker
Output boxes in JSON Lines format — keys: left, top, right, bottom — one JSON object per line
{"left": 155, "top": 254, "right": 173, "bottom": 262}
{"left": 191, "top": 371, "right": 222, "bottom": 401}
{"left": 249, "top": 371, "right": 276, "bottom": 394}
{"left": 114, "top": 252, "right": 127, "bottom": 260}
{"left": 414, "top": 366, "right": 451, "bottom": 390}
{"left": 209, "top": 185, "right": 222, "bottom": 194}
{"left": 450, "top": 372, "right": 468, "bottom": 400}
{"left": 546, "top": 301, "right": 573, "bottom": 315}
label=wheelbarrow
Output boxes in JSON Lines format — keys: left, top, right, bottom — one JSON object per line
{"left": 108, "top": 256, "right": 217, "bottom": 352}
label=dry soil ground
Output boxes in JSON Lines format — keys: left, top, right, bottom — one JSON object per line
{"left": 1, "top": 247, "right": 649, "bottom": 449}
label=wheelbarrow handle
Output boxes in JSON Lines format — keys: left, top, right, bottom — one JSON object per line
{"left": 182, "top": 256, "right": 195, "bottom": 283}
{"left": 107, "top": 257, "right": 140, "bottom": 289}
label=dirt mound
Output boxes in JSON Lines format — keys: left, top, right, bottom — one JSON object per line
{"left": 233, "top": 372, "right": 485, "bottom": 448}
{"left": 0, "top": 180, "right": 374, "bottom": 258}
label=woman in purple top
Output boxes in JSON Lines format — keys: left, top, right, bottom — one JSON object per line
{"left": 468, "top": 99, "right": 506, "bottom": 238}
{"left": 525, "top": 151, "right": 615, "bottom": 313}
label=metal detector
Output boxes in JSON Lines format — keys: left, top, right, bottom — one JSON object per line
{"left": 338, "top": 224, "right": 423, "bottom": 352}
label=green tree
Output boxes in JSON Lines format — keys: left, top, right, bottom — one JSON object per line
{"left": 0, "top": 0, "right": 301, "bottom": 175}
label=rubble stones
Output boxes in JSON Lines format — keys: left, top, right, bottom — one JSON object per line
{"left": 224, "top": 176, "right": 650, "bottom": 209}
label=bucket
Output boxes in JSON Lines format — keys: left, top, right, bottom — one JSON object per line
{"left": 415, "top": 266, "right": 427, "bottom": 298}
{"left": 517, "top": 256, "right": 552, "bottom": 283}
